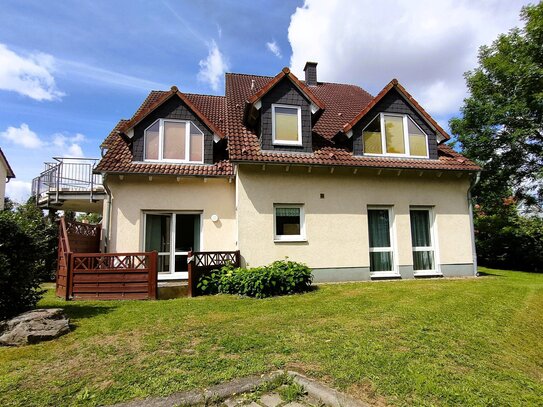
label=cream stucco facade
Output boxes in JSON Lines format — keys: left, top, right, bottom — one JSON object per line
{"left": 0, "top": 162, "right": 6, "bottom": 210}
{"left": 105, "top": 175, "right": 237, "bottom": 254}
{"left": 104, "top": 164, "right": 476, "bottom": 281}
{"left": 236, "top": 164, "right": 475, "bottom": 279}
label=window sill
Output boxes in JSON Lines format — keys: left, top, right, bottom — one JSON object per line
{"left": 413, "top": 271, "right": 443, "bottom": 277}
{"left": 274, "top": 238, "right": 307, "bottom": 243}
{"left": 361, "top": 153, "right": 429, "bottom": 159}
{"left": 136, "top": 160, "right": 206, "bottom": 165}
{"left": 272, "top": 142, "right": 303, "bottom": 147}
{"left": 370, "top": 271, "right": 401, "bottom": 278}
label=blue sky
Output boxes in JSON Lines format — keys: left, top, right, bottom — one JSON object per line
{"left": 0, "top": 0, "right": 530, "bottom": 201}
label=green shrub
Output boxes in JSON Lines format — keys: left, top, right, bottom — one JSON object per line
{"left": 0, "top": 211, "right": 44, "bottom": 320}
{"left": 197, "top": 260, "right": 313, "bottom": 298}
{"left": 475, "top": 212, "right": 543, "bottom": 272}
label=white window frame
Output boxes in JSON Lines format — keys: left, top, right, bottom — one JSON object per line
{"left": 271, "top": 104, "right": 303, "bottom": 146}
{"left": 367, "top": 206, "right": 399, "bottom": 278}
{"left": 409, "top": 206, "right": 441, "bottom": 276}
{"left": 362, "top": 113, "right": 429, "bottom": 158}
{"left": 143, "top": 119, "right": 204, "bottom": 163}
{"left": 273, "top": 204, "right": 306, "bottom": 242}
{"left": 142, "top": 211, "right": 203, "bottom": 280}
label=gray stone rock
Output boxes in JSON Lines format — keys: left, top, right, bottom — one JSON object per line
{"left": 0, "top": 308, "right": 70, "bottom": 346}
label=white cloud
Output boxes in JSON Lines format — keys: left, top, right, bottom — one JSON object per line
{"left": 5, "top": 180, "right": 32, "bottom": 204}
{"left": 0, "top": 43, "right": 64, "bottom": 101}
{"left": 198, "top": 40, "right": 229, "bottom": 91}
{"left": 266, "top": 40, "right": 282, "bottom": 58}
{"left": 52, "top": 132, "right": 86, "bottom": 157}
{"left": 288, "top": 0, "right": 529, "bottom": 117}
{"left": 57, "top": 59, "right": 169, "bottom": 92}
{"left": 1, "top": 123, "right": 44, "bottom": 149}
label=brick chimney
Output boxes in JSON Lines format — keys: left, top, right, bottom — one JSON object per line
{"left": 303, "top": 62, "right": 318, "bottom": 86}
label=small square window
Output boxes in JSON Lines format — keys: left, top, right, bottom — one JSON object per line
{"left": 272, "top": 104, "right": 302, "bottom": 146}
{"left": 274, "top": 205, "right": 305, "bottom": 241}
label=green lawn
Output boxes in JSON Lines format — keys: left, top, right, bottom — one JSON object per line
{"left": 1, "top": 268, "right": 542, "bottom": 407}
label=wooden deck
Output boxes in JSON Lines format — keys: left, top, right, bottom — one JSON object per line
{"left": 56, "top": 218, "right": 158, "bottom": 300}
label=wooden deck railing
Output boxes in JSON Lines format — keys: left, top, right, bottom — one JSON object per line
{"left": 56, "top": 218, "right": 158, "bottom": 300}
{"left": 187, "top": 250, "right": 240, "bottom": 297}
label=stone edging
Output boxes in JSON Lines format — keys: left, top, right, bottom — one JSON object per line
{"left": 108, "top": 370, "right": 370, "bottom": 407}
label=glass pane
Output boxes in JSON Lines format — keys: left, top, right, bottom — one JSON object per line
{"left": 163, "top": 121, "right": 186, "bottom": 160}
{"left": 370, "top": 251, "right": 393, "bottom": 272}
{"left": 367, "top": 209, "right": 391, "bottom": 248}
{"left": 145, "top": 214, "right": 171, "bottom": 253}
{"left": 274, "top": 107, "right": 299, "bottom": 142}
{"left": 384, "top": 115, "right": 405, "bottom": 154}
{"left": 158, "top": 254, "right": 171, "bottom": 273}
{"left": 410, "top": 210, "right": 431, "bottom": 247}
{"left": 363, "top": 116, "right": 382, "bottom": 154}
{"left": 144, "top": 121, "right": 160, "bottom": 160}
{"left": 276, "top": 207, "right": 301, "bottom": 235}
{"left": 413, "top": 250, "right": 434, "bottom": 271}
{"left": 409, "top": 134, "right": 427, "bottom": 156}
{"left": 189, "top": 123, "right": 203, "bottom": 162}
{"left": 175, "top": 214, "right": 198, "bottom": 252}
{"left": 175, "top": 254, "right": 188, "bottom": 273}
{"left": 408, "top": 118, "right": 427, "bottom": 156}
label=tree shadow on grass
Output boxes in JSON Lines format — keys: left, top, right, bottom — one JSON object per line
{"left": 477, "top": 271, "right": 504, "bottom": 277}
{"left": 44, "top": 303, "right": 116, "bottom": 320}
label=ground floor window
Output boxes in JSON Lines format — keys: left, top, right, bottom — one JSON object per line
{"left": 144, "top": 212, "right": 201, "bottom": 278}
{"left": 410, "top": 208, "right": 438, "bottom": 274}
{"left": 274, "top": 204, "right": 305, "bottom": 241}
{"left": 367, "top": 207, "right": 396, "bottom": 274}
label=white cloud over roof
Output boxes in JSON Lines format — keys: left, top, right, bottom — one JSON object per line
{"left": 0, "top": 43, "right": 64, "bottom": 101}
{"left": 288, "top": 0, "right": 529, "bottom": 118}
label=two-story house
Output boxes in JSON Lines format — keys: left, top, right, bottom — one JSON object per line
{"left": 0, "top": 148, "right": 16, "bottom": 210}
{"left": 95, "top": 62, "right": 480, "bottom": 282}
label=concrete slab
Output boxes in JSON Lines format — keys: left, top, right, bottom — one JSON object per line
{"left": 260, "top": 393, "right": 283, "bottom": 407}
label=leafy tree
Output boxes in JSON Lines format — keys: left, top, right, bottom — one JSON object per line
{"left": 76, "top": 212, "right": 102, "bottom": 224}
{"left": 0, "top": 210, "right": 44, "bottom": 319}
{"left": 450, "top": 2, "right": 543, "bottom": 213}
{"left": 9, "top": 198, "right": 58, "bottom": 282}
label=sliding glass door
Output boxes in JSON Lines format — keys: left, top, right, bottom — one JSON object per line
{"left": 410, "top": 208, "right": 438, "bottom": 275}
{"left": 367, "top": 208, "right": 396, "bottom": 275}
{"left": 145, "top": 212, "right": 201, "bottom": 279}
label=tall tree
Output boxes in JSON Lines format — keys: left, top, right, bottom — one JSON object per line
{"left": 450, "top": 2, "right": 543, "bottom": 213}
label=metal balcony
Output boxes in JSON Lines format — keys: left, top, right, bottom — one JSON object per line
{"left": 31, "top": 157, "right": 106, "bottom": 213}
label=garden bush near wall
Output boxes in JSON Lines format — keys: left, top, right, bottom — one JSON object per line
{"left": 0, "top": 211, "right": 43, "bottom": 320}
{"left": 198, "top": 260, "right": 313, "bottom": 298}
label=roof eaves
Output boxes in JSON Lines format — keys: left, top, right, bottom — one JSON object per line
{"left": 0, "top": 148, "right": 15, "bottom": 178}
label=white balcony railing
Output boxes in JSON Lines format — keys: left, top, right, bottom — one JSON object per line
{"left": 32, "top": 157, "right": 104, "bottom": 205}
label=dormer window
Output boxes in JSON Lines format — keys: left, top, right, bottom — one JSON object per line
{"left": 144, "top": 119, "right": 204, "bottom": 163}
{"left": 272, "top": 104, "right": 302, "bottom": 146}
{"left": 362, "top": 114, "right": 428, "bottom": 158}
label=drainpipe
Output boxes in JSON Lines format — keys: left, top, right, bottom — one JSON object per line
{"left": 101, "top": 173, "right": 113, "bottom": 253}
{"left": 467, "top": 171, "right": 481, "bottom": 277}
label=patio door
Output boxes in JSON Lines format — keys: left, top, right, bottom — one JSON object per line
{"left": 144, "top": 212, "right": 201, "bottom": 279}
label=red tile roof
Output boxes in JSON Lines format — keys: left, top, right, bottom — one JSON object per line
{"left": 97, "top": 69, "right": 480, "bottom": 176}
{"left": 95, "top": 130, "right": 233, "bottom": 176}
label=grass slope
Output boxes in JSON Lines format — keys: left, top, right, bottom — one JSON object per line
{"left": 1, "top": 268, "right": 542, "bottom": 406}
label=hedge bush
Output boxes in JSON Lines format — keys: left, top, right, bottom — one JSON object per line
{"left": 197, "top": 260, "right": 313, "bottom": 298}
{"left": 0, "top": 211, "right": 44, "bottom": 320}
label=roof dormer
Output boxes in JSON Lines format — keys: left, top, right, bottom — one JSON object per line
{"left": 243, "top": 66, "right": 325, "bottom": 153}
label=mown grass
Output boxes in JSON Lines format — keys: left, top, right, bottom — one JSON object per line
{"left": 1, "top": 268, "right": 542, "bottom": 406}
